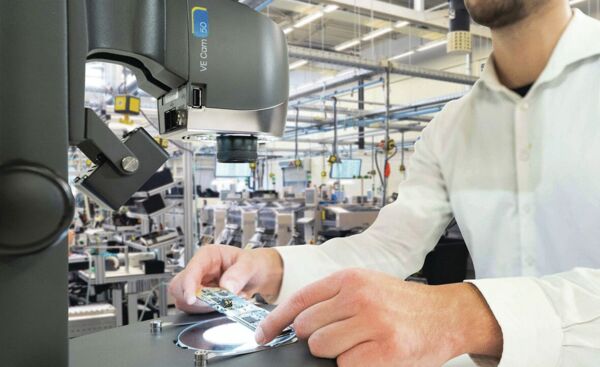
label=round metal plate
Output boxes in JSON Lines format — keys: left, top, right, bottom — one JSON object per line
{"left": 176, "top": 317, "right": 296, "bottom": 354}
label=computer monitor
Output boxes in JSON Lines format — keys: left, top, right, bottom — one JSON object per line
{"left": 282, "top": 167, "right": 306, "bottom": 187}
{"left": 215, "top": 162, "right": 252, "bottom": 178}
{"left": 330, "top": 159, "right": 361, "bottom": 179}
{"left": 305, "top": 188, "right": 318, "bottom": 207}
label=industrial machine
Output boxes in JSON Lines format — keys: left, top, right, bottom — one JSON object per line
{"left": 215, "top": 204, "right": 258, "bottom": 247}
{"left": 323, "top": 205, "right": 380, "bottom": 231}
{"left": 0, "top": 1, "right": 289, "bottom": 366}
{"left": 249, "top": 201, "right": 305, "bottom": 248}
{"left": 274, "top": 210, "right": 296, "bottom": 246}
{"left": 198, "top": 200, "right": 231, "bottom": 246}
{"left": 68, "top": 303, "right": 118, "bottom": 338}
{"left": 317, "top": 205, "right": 380, "bottom": 242}
{"left": 68, "top": 222, "right": 172, "bottom": 327}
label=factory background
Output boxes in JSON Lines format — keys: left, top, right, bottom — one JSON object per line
{"left": 36, "top": 0, "right": 597, "bottom": 359}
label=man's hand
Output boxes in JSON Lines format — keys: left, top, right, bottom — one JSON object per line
{"left": 257, "top": 268, "right": 503, "bottom": 367}
{"left": 168, "top": 245, "right": 284, "bottom": 313}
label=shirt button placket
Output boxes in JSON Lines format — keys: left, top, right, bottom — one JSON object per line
{"left": 515, "top": 101, "right": 535, "bottom": 275}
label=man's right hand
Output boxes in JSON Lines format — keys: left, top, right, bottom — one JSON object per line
{"left": 168, "top": 245, "right": 284, "bottom": 314}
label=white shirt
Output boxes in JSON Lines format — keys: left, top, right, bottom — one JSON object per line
{"left": 275, "top": 10, "right": 600, "bottom": 367}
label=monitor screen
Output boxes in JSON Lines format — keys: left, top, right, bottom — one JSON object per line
{"left": 215, "top": 162, "right": 252, "bottom": 178}
{"left": 330, "top": 159, "right": 361, "bottom": 179}
{"left": 305, "top": 188, "right": 318, "bottom": 207}
{"left": 282, "top": 167, "right": 306, "bottom": 186}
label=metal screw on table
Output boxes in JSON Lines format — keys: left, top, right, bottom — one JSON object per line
{"left": 150, "top": 319, "right": 163, "bottom": 334}
{"left": 195, "top": 350, "right": 209, "bottom": 367}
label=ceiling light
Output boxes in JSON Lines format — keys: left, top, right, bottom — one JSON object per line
{"left": 323, "top": 4, "right": 339, "bottom": 13}
{"left": 283, "top": 27, "right": 294, "bottom": 34}
{"left": 569, "top": 0, "right": 586, "bottom": 4}
{"left": 394, "top": 21, "right": 410, "bottom": 28}
{"left": 334, "top": 39, "right": 361, "bottom": 51}
{"left": 289, "top": 60, "right": 308, "bottom": 70}
{"left": 416, "top": 40, "right": 447, "bottom": 52}
{"left": 361, "top": 27, "right": 393, "bottom": 41}
{"left": 389, "top": 50, "right": 415, "bottom": 61}
{"left": 294, "top": 12, "right": 324, "bottom": 28}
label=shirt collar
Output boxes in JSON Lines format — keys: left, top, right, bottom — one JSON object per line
{"left": 478, "top": 9, "right": 600, "bottom": 93}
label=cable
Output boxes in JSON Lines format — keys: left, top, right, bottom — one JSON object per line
{"left": 374, "top": 150, "right": 384, "bottom": 185}
{"left": 138, "top": 281, "right": 170, "bottom": 322}
{"left": 374, "top": 144, "right": 397, "bottom": 189}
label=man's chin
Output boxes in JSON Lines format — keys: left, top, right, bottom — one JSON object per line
{"left": 465, "top": 0, "right": 530, "bottom": 29}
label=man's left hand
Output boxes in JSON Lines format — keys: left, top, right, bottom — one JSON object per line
{"left": 256, "top": 268, "right": 503, "bottom": 367}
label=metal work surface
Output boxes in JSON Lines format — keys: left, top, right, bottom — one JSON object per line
{"left": 70, "top": 313, "right": 335, "bottom": 367}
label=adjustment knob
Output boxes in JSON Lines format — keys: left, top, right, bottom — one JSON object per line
{"left": 0, "top": 163, "right": 75, "bottom": 256}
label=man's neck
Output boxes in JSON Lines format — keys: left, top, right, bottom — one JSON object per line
{"left": 491, "top": 2, "right": 573, "bottom": 89}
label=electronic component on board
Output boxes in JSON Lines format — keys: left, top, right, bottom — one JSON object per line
{"left": 197, "top": 287, "right": 295, "bottom": 340}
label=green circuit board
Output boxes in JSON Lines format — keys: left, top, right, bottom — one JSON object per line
{"left": 197, "top": 287, "right": 295, "bottom": 340}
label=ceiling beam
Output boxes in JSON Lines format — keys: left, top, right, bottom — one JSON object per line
{"left": 288, "top": 45, "right": 479, "bottom": 85}
{"left": 325, "top": 0, "right": 491, "bottom": 39}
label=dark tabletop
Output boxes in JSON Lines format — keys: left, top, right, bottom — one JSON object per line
{"left": 70, "top": 312, "right": 336, "bottom": 367}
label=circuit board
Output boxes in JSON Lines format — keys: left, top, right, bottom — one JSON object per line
{"left": 197, "top": 287, "right": 295, "bottom": 342}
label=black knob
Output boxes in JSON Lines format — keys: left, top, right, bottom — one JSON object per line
{"left": 0, "top": 163, "right": 75, "bottom": 256}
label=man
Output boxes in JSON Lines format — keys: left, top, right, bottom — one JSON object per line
{"left": 170, "top": 1, "right": 600, "bottom": 366}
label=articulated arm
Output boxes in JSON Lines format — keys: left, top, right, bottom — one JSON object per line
{"left": 67, "top": 0, "right": 184, "bottom": 210}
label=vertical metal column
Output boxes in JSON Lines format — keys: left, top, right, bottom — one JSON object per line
{"left": 0, "top": 1, "right": 70, "bottom": 366}
{"left": 183, "top": 146, "right": 196, "bottom": 264}
{"left": 414, "top": 0, "right": 425, "bottom": 11}
{"left": 156, "top": 245, "right": 168, "bottom": 317}
{"left": 371, "top": 136, "right": 376, "bottom": 194}
{"left": 112, "top": 288, "right": 124, "bottom": 327}
{"left": 381, "top": 67, "right": 391, "bottom": 204}
{"left": 294, "top": 107, "right": 300, "bottom": 162}
{"left": 358, "top": 78, "right": 365, "bottom": 150}
{"left": 465, "top": 52, "right": 473, "bottom": 92}
{"left": 127, "top": 281, "right": 139, "bottom": 324}
{"left": 465, "top": 52, "right": 473, "bottom": 76}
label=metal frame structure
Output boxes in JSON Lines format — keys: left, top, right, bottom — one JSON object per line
{"left": 288, "top": 45, "right": 479, "bottom": 85}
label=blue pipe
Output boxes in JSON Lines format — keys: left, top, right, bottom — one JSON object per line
{"left": 389, "top": 106, "right": 442, "bottom": 120}
{"left": 328, "top": 106, "right": 442, "bottom": 132}
{"left": 254, "top": 0, "right": 273, "bottom": 12}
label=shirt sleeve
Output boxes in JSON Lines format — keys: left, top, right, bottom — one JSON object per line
{"left": 467, "top": 267, "right": 600, "bottom": 367}
{"left": 274, "top": 113, "right": 454, "bottom": 303}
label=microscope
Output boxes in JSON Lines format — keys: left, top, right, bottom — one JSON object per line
{"left": 0, "top": 1, "right": 288, "bottom": 366}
